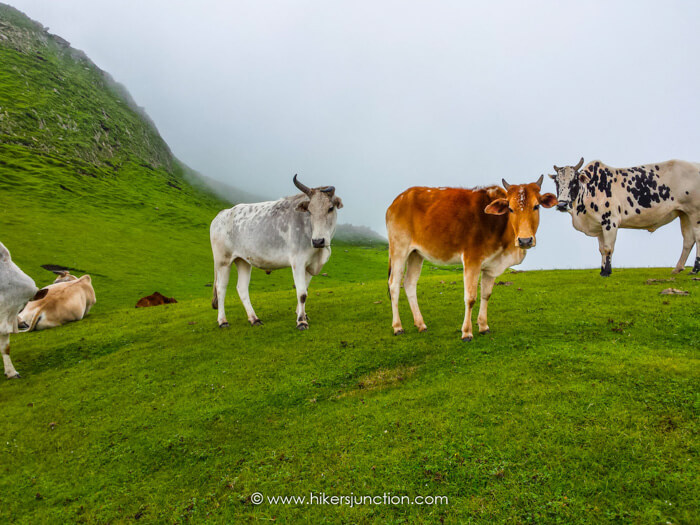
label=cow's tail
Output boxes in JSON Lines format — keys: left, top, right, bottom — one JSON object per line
{"left": 26, "top": 308, "right": 43, "bottom": 332}
{"left": 211, "top": 273, "right": 218, "bottom": 309}
{"left": 387, "top": 255, "right": 391, "bottom": 297}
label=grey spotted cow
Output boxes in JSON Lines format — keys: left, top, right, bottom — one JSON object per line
{"left": 551, "top": 158, "right": 700, "bottom": 276}
{"left": 210, "top": 175, "right": 343, "bottom": 330}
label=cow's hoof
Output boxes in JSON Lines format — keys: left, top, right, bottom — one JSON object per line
{"left": 671, "top": 268, "right": 684, "bottom": 274}
{"left": 479, "top": 329, "right": 490, "bottom": 335}
{"left": 462, "top": 335, "right": 473, "bottom": 342}
{"left": 6, "top": 372, "right": 20, "bottom": 379}
{"left": 394, "top": 329, "right": 405, "bottom": 336}
{"left": 417, "top": 326, "right": 428, "bottom": 333}
{"left": 251, "top": 318, "right": 263, "bottom": 326}
{"left": 297, "top": 323, "right": 309, "bottom": 331}
{"left": 691, "top": 269, "right": 700, "bottom": 275}
{"left": 600, "top": 271, "right": 611, "bottom": 277}
{"left": 218, "top": 322, "right": 230, "bottom": 329}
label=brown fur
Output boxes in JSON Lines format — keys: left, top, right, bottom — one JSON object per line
{"left": 136, "top": 291, "right": 178, "bottom": 308}
{"left": 386, "top": 181, "right": 557, "bottom": 339}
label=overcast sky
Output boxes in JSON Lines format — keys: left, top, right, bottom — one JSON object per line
{"left": 9, "top": 0, "right": 700, "bottom": 269}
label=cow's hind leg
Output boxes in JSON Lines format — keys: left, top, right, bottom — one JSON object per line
{"left": 235, "top": 259, "right": 262, "bottom": 326}
{"left": 292, "top": 263, "right": 309, "bottom": 330}
{"left": 388, "top": 247, "right": 409, "bottom": 335}
{"left": 461, "top": 263, "right": 481, "bottom": 341}
{"left": 404, "top": 251, "right": 426, "bottom": 332}
{"left": 690, "top": 216, "right": 700, "bottom": 274}
{"left": 477, "top": 271, "right": 496, "bottom": 335}
{"left": 214, "top": 257, "right": 232, "bottom": 328}
{"left": 673, "top": 213, "right": 694, "bottom": 273}
{"left": 597, "top": 227, "right": 618, "bottom": 277}
{"left": 1, "top": 334, "right": 19, "bottom": 379}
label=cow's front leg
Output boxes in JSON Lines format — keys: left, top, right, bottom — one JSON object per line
{"left": 673, "top": 213, "right": 694, "bottom": 273}
{"left": 598, "top": 227, "right": 618, "bottom": 277}
{"left": 461, "top": 263, "right": 480, "bottom": 341}
{"left": 477, "top": 272, "right": 496, "bottom": 335}
{"left": 292, "top": 263, "right": 309, "bottom": 330}
{"left": 1, "top": 334, "right": 19, "bottom": 379}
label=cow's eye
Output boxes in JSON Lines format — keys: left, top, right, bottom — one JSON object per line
{"left": 534, "top": 205, "right": 540, "bottom": 210}
{"left": 508, "top": 207, "right": 514, "bottom": 213}
{"left": 328, "top": 206, "right": 334, "bottom": 213}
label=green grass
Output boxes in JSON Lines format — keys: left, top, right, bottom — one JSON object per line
{"left": 0, "top": 232, "right": 698, "bottom": 523}
{"left": 1, "top": 5, "right": 699, "bottom": 523}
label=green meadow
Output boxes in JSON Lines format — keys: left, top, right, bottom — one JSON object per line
{"left": 1, "top": 4, "right": 699, "bottom": 523}
{"left": 1, "top": 179, "right": 698, "bottom": 523}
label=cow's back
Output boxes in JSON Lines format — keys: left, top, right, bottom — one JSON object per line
{"left": 211, "top": 196, "right": 312, "bottom": 269}
{"left": 387, "top": 186, "right": 510, "bottom": 263}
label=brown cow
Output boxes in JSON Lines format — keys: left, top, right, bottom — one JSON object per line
{"left": 386, "top": 176, "right": 557, "bottom": 341}
{"left": 18, "top": 275, "right": 96, "bottom": 332}
{"left": 135, "top": 292, "right": 177, "bottom": 308}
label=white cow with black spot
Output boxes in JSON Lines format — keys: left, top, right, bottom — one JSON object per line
{"left": 551, "top": 158, "right": 700, "bottom": 276}
{"left": 210, "top": 175, "right": 343, "bottom": 330}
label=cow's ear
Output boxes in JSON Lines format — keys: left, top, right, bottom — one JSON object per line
{"left": 484, "top": 199, "right": 509, "bottom": 215}
{"left": 539, "top": 193, "right": 558, "bottom": 208}
{"left": 578, "top": 172, "right": 590, "bottom": 183}
{"left": 332, "top": 196, "right": 343, "bottom": 209}
{"left": 296, "top": 200, "right": 309, "bottom": 212}
{"left": 31, "top": 288, "right": 48, "bottom": 301}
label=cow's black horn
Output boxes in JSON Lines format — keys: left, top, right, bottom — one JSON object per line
{"left": 502, "top": 178, "right": 511, "bottom": 191}
{"left": 320, "top": 186, "right": 335, "bottom": 195}
{"left": 573, "top": 157, "right": 584, "bottom": 171}
{"left": 293, "top": 174, "right": 312, "bottom": 196}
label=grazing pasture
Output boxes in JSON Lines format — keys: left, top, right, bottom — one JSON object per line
{"left": 1, "top": 4, "right": 698, "bottom": 522}
{"left": 0, "top": 176, "right": 698, "bottom": 522}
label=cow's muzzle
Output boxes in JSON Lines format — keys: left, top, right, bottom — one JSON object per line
{"left": 312, "top": 238, "right": 326, "bottom": 249}
{"left": 517, "top": 237, "right": 534, "bottom": 249}
{"left": 556, "top": 201, "right": 570, "bottom": 212}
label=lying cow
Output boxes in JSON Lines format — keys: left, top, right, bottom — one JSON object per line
{"left": 551, "top": 158, "right": 700, "bottom": 276}
{"left": 18, "top": 274, "right": 96, "bottom": 331}
{"left": 0, "top": 242, "right": 44, "bottom": 378}
{"left": 136, "top": 292, "right": 177, "bottom": 308}
{"left": 210, "top": 175, "right": 342, "bottom": 330}
{"left": 386, "top": 176, "right": 557, "bottom": 340}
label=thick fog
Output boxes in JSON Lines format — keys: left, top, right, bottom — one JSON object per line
{"left": 9, "top": 0, "right": 700, "bottom": 269}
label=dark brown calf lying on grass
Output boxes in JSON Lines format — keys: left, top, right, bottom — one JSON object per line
{"left": 136, "top": 292, "right": 177, "bottom": 308}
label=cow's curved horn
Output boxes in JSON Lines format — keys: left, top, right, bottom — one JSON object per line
{"left": 535, "top": 174, "right": 544, "bottom": 188}
{"left": 502, "top": 178, "right": 511, "bottom": 190}
{"left": 320, "top": 186, "right": 335, "bottom": 195}
{"left": 293, "top": 174, "right": 312, "bottom": 196}
{"left": 553, "top": 165, "right": 560, "bottom": 172}
{"left": 573, "top": 157, "right": 584, "bottom": 171}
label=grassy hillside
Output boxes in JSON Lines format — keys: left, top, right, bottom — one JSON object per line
{"left": 0, "top": 2, "right": 233, "bottom": 306}
{"left": 0, "top": 4, "right": 698, "bottom": 524}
